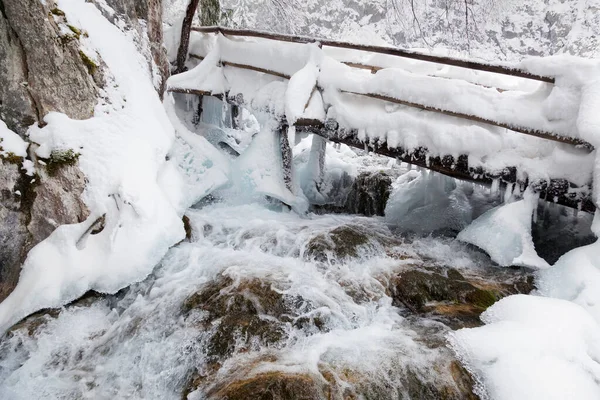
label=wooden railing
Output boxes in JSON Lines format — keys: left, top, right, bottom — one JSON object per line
{"left": 190, "top": 26, "right": 555, "bottom": 84}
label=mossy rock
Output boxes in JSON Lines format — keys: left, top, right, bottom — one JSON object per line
{"left": 207, "top": 371, "right": 328, "bottom": 400}
{"left": 79, "top": 50, "right": 98, "bottom": 75}
{"left": 402, "top": 365, "right": 479, "bottom": 400}
{"left": 182, "top": 276, "right": 316, "bottom": 361}
{"left": 391, "top": 268, "right": 498, "bottom": 326}
{"left": 43, "top": 149, "right": 80, "bottom": 176}
{"left": 0, "top": 151, "right": 24, "bottom": 164}
{"left": 50, "top": 7, "right": 65, "bottom": 16}
{"left": 306, "top": 225, "right": 371, "bottom": 261}
{"left": 67, "top": 25, "right": 81, "bottom": 39}
{"left": 343, "top": 171, "right": 392, "bottom": 216}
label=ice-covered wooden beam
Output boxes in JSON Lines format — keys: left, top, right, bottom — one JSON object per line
{"left": 172, "top": 58, "right": 593, "bottom": 149}
{"left": 191, "top": 26, "right": 555, "bottom": 83}
{"left": 340, "top": 91, "right": 592, "bottom": 148}
{"left": 166, "top": 88, "right": 595, "bottom": 212}
{"left": 294, "top": 120, "right": 596, "bottom": 213}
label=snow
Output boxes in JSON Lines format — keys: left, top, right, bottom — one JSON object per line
{"left": 179, "top": 32, "right": 598, "bottom": 201}
{"left": 449, "top": 294, "right": 600, "bottom": 400}
{"left": 457, "top": 191, "right": 551, "bottom": 269}
{"left": 0, "top": 0, "right": 225, "bottom": 334}
{"left": 0, "top": 120, "right": 28, "bottom": 158}
{"left": 285, "top": 61, "right": 320, "bottom": 124}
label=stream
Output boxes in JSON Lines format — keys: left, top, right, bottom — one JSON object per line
{"left": 0, "top": 201, "right": 543, "bottom": 399}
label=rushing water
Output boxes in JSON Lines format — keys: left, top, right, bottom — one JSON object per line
{"left": 0, "top": 201, "right": 538, "bottom": 399}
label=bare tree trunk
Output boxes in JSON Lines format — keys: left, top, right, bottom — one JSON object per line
{"left": 175, "top": 0, "right": 200, "bottom": 73}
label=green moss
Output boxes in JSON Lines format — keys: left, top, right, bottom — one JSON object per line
{"left": 0, "top": 150, "right": 24, "bottom": 164}
{"left": 67, "top": 25, "right": 82, "bottom": 39}
{"left": 59, "top": 34, "right": 76, "bottom": 46}
{"left": 50, "top": 7, "right": 65, "bottom": 16}
{"left": 465, "top": 289, "right": 497, "bottom": 309}
{"left": 79, "top": 50, "right": 97, "bottom": 75}
{"left": 44, "top": 149, "right": 80, "bottom": 176}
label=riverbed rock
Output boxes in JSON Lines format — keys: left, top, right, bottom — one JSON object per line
{"left": 343, "top": 171, "right": 392, "bottom": 216}
{"left": 391, "top": 266, "right": 535, "bottom": 328}
{"left": 207, "top": 371, "right": 328, "bottom": 400}
{"left": 306, "top": 225, "right": 370, "bottom": 261}
{"left": 391, "top": 268, "right": 497, "bottom": 327}
{"left": 182, "top": 275, "right": 320, "bottom": 361}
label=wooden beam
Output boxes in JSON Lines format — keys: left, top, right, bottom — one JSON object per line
{"left": 166, "top": 89, "right": 595, "bottom": 212}
{"left": 221, "top": 61, "right": 291, "bottom": 79}
{"left": 295, "top": 122, "right": 595, "bottom": 213}
{"left": 175, "top": 0, "right": 201, "bottom": 73}
{"left": 340, "top": 90, "right": 592, "bottom": 148}
{"left": 191, "top": 26, "right": 555, "bottom": 83}
{"left": 168, "top": 85, "right": 592, "bottom": 148}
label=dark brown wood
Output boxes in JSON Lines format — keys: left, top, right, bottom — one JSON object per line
{"left": 341, "top": 90, "right": 592, "bottom": 148}
{"left": 176, "top": 0, "right": 201, "bottom": 73}
{"left": 191, "top": 26, "right": 555, "bottom": 83}
{"left": 342, "top": 61, "right": 381, "bottom": 74}
{"left": 221, "top": 61, "right": 291, "bottom": 79}
{"left": 295, "top": 122, "right": 595, "bottom": 213}
{"left": 279, "top": 124, "right": 293, "bottom": 190}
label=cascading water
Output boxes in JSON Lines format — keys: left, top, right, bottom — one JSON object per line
{"left": 0, "top": 202, "right": 540, "bottom": 399}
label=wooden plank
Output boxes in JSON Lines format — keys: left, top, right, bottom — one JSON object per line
{"left": 341, "top": 90, "right": 592, "bottom": 148}
{"left": 175, "top": 0, "right": 201, "bottom": 73}
{"left": 221, "top": 61, "right": 291, "bottom": 79}
{"left": 191, "top": 26, "right": 555, "bottom": 83}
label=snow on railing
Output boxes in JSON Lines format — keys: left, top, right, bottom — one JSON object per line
{"left": 168, "top": 25, "right": 600, "bottom": 212}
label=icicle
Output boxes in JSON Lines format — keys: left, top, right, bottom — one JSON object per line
{"left": 491, "top": 178, "right": 499, "bottom": 196}
{"left": 503, "top": 183, "right": 514, "bottom": 203}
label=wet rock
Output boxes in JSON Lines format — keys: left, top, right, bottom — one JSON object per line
{"left": 206, "top": 371, "right": 328, "bottom": 400}
{"left": 182, "top": 276, "right": 313, "bottom": 361}
{"left": 306, "top": 225, "right": 371, "bottom": 261}
{"left": 0, "top": 0, "right": 167, "bottom": 303}
{"left": 0, "top": 161, "right": 27, "bottom": 301}
{"left": 343, "top": 171, "right": 392, "bottom": 216}
{"left": 0, "top": 0, "right": 98, "bottom": 129}
{"left": 391, "top": 268, "right": 498, "bottom": 327}
{"left": 5, "top": 290, "right": 104, "bottom": 338}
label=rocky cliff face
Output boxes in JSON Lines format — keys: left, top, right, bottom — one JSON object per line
{"left": 0, "top": 0, "right": 169, "bottom": 302}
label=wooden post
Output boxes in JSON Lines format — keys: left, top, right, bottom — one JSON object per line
{"left": 309, "top": 134, "right": 327, "bottom": 192}
{"left": 192, "top": 94, "right": 204, "bottom": 125}
{"left": 175, "top": 0, "right": 200, "bottom": 73}
{"left": 279, "top": 123, "right": 293, "bottom": 191}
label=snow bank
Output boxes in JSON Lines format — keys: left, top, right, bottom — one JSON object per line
{"left": 457, "top": 191, "right": 550, "bottom": 269}
{"left": 449, "top": 295, "right": 600, "bottom": 400}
